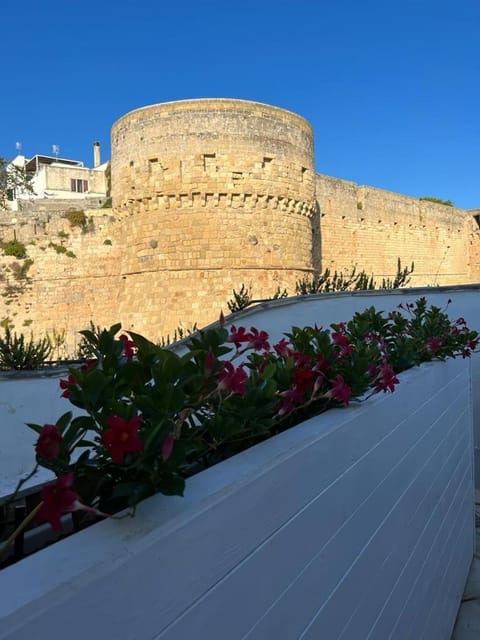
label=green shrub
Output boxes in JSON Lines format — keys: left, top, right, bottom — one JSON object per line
{"left": 48, "top": 242, "right": 67, "bottom": 254}
{"left": 64, "top": 210, "right": 87, "bottom": 229}
{"left": 10, "top": 258, "right": 33, "bottom": 281}
{"left": 0, "top": 327, "right": 53, "bottom": 370}
{"left": 419, "top": 197, "right": 454, "bottom": 207}
{"left": 0, "top": 239, "right": 27, "bottom": 259}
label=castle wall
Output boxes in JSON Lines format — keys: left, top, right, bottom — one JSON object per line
{"left": 0, "top": 100, "right": 479, "bottom": 354}
{"left": 315, "top": 174, "right": 480, "bottom": 285}
{"left": 110, "top": 99, "right": 316, "bottom": 338}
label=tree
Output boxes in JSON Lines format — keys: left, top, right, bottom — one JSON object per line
{"left": 0, "top": 157, "right": 34, "bottom": 209}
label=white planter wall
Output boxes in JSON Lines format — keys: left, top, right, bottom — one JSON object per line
{"left": 0, "top": 357, "right": 473, "bottom": 640}
{"left": 0, "top": 370, "right": 74, "bottom": 496}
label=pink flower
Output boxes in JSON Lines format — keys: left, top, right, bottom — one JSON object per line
{"left": 36, "top": 473, "right": 88, "bottom": 533}
{"left": 120, "top": 334, "right": 137, "bottom": 359}
{"left": 35, "top": 424, "right": 63, "bottom": 461}
{"left": 292, "top": 367, "right": 315, "bottom": 393}
{"left": 101, "top": 415, "right": 144, "bottom": 464}
{"left": 204, "top": 351, "right": 217, "bottom": 377}
{"left": 427, "top": 337, "right": 442, "bottom": 353}
{"left": 327, "top": 375, "right": 351, "bottom": 405}
{"left": 59, "top": 373, "right": 77, "bottom": 398}
{"left": 332, "top": 332, "right": 349, "bottom": 347}
{"left": 247, "top": 327, "right": 270, "bottom": 351}
{"left": 374, "top": 363, "right": 399, "bottom": 393}
{"left": 217, "top": 362, "right": 248, "bottom": 397}
{"left": 276, "top": 387, "right": 304, "bottom": 416}
{"left": 313, "top": 354, "right": 330, "bottom": 374}
{"left": 228, "top": 325, "right": 251, "bottom": 348}
{"left": 292, "top": 351, "right": 311, "bottom": 367}
{"left": 274, "top": 338, "right": 292, "bottom": 357}
{"left": 162, "top": 434, "right": 174, "bottom": 462}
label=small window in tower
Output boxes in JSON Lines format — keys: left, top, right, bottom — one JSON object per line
{"left": 203, "top": 153, "right": 216, "bottom": 172}
{"left": 262, "top": 157, "right": 273, "bottom": 168}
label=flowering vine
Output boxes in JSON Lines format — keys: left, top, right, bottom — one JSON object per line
{"left": 1, "top": 298, "right": 477, "bottom": 548}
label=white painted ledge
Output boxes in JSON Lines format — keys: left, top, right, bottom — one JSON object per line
{"left": 0, "top": 357, "right": 474, "bottom": 640}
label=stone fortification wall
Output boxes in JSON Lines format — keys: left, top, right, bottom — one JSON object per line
{"left": 315, "top": 174, "right": 480, "bottom": 286}
{"left": 110, "top": 99, "right": 316, "bottom": 337}
{"left": 0, "top": 209, "right": 124, "bottom": 354}
{"left": 0, "top": 100, "right": 479, "bottom": 354}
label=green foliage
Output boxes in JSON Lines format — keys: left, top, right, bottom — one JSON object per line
{"left": 296, "top": 259, "right": 414, "bottom": 295}
{"left": 17, "top": 300, "right": 478, "bottom": 526}
{"left": 419, "top": 196, "right": 454, "bottom": 207}
{"left": 101, "top": 197, "right": 112, "bottom": 208}
{"left": 0, "top": 326, "right": 53, "bottom": 370}
{"left": 227, "top": 283, "right": 252, "bottom": 312}
{"left": 0, "top": 239, "right": 27, "bottom": 259}
{"left": 0, "top": 157, "right": 34, "bottom": 209}
{"left": 159, "top": 323, "right": 198, "bottom": 347}
{"left": 57, "top": 230, "right": 69, "bottom": 239}
{"left": 48, "top": 242, "right": 67, "bottom": 254}
{"left": 64, "top": 210, "right": 87, "bottom": 230}
{"left": 10, "top": 258, "right": 33, "bottom": 281}
{"left": 295, "top": 266, "right": 375, "bottom": 294}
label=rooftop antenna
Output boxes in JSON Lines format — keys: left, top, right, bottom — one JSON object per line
{"left": 52, "top": 144, "right": 60, "bottom": 158}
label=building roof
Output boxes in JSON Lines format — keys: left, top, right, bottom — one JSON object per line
{"left": 24, "top": 155, "right": 84, "bottom": 173}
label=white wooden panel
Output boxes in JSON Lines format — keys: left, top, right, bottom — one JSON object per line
{"left": 0, "top": 358, "right": 473, "bottom": 640}
{"left": 155, "top": 369, "right": 469, "bottom": 640}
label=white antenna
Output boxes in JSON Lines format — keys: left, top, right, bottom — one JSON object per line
{"left": 15, "top": 141, "right": 22, "bottom": 152}
{"left": 52, "top": 144, "right": 60, "bottom": 158}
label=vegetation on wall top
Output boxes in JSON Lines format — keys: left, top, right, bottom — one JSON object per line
{"left": 419, "top": 196, "right": 454, "bottom": 207}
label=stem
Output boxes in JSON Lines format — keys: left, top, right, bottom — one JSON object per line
{"left": 0, "top": 502, "right": 43, "bottom": 559}
{"left": 1, "top": 464, "right": 39, "bottom": 512}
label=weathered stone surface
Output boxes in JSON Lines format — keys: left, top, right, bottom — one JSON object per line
{"left": 0, "top": 98, "right": 479, "bottom": 352}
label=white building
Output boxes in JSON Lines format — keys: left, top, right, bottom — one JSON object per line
{"left": 7, "top": 142, "right": 109, "bottom": 209}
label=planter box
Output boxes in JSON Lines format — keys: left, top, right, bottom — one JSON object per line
{"left": 0, "top": 358, "right": 474, "bottom": 640}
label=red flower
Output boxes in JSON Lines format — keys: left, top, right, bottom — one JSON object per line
{"left": 313, "top": 354, "right": 330, "bottom": 374}
{"left": 332, "top": 332, "right": 349, "bottom": 347}
{"left": 228, "top": 325, "right": 251, "bottom": 348}
{"left": 374, "top": 363, "right": 399, "bottom": 393}
{"left": 204, "top": 351, "right": 217, "bottom": 377}
{"left": 59, "top": 373, "right": 78, "bottom": 398}
{"left": 247, "top": 327, "right": 270, "bottom": 351}
{"left": 102, "top": 415, "right": 144, "bottom": 464}
{"left": 274, "top": 338, "right": 292, "bottom": 358}
{"left": 427, "top": 337, "right": 442, "bottom": 353}
{"left": 327, "top": 375, "right": 351, "bottom": 405}
{"left": 162, "top": 434, "right": 174, "bottom": 462}
{"left": 120, "top": 334, "right": 137, "bottom": 359}
{"left": 36, "top": 473, "right": 85, "bottom": 532}
{"left": 276, "top": 387, "right": 304, "bottom": 416}
{"left": 292, "top": 351, "right": 311, "bottom": 367}
{"left": 292, "top": 367, "right": 315, "bottom": 393}
{"left": 217, "top": 362, "right": 248, "bottom": 397}
{"left": 35, "top": 424, "right": 62, "bottom": 461}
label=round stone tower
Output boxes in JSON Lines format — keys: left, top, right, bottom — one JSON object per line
{"left": 111, "top": 99, "right": 316, "bottom": 339}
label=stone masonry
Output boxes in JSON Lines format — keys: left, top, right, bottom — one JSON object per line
{"left": 0, "top": 98, "right": 479, "bottom": 353}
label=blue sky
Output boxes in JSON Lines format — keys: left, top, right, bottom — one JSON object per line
{"left": 2, "top": 0, "right": 479, "bottom": 208}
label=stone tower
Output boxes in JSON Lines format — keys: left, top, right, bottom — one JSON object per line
{"left": 111, "top": 98, "right": 316, "bottom": 338}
